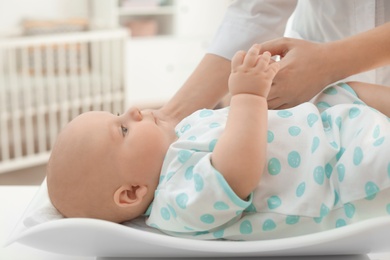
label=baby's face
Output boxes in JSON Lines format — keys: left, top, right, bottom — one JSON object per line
{"left": 69, "top": 107, "right": 176, "bottom": 180}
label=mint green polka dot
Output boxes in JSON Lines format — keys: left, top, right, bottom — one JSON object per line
{"left": 320, "top": 203, "right": 330, "bottom": 217}
{"left": 286, "top": 215, "right": 300, "bottom": 225}
{"left": 267, "top": 196, "right": 282, "bottom": 209}
{"left": 317, "top": 101, "right": 331, "bottom": 109}
{"left": 325, "top": 163, "right": 333, "bottom": 178}
{"left": 267, "top": 130, "right": 274, "bottom": 143}
{"left": 200, "top": 110, "right": 213, "bottom": 117}
{"left": 336, "top": 219, "right": 347, "bottom": 228}
{"left": 321, "top": 112, "right": 328, "bottom": 123}
{"left": 307, "top": 113, "right": 319, "bottom": 127}
{"left": 160, "top": 207, "right": 170, "bottom": 220}
{"left": 288, "top": 126, "right": 301, "bottom": 136}
{"left": 373, "top": 125, "right": 380, "bottom": 138}
{"left": 245, "top": 204, "right": 257, "bottom": 213}
{"left": 167, "top": 204, "right": 177, "bottom": 218}
{"left": 194, "top": 173, "right": 204, "bottom": 192}
{"left": 200, "top": 214, "right": 215, "bottom": 224}
{"left": 339, "top": 82, "right": 357, "bottom": 96}
{"left": 336, "top": 147, "right": 345, "bottom": 161}
{"left": 335, "top": 116, "right": 342, "bottom": 129}
{"left": 263, "top": 219, "right": 277, "bottom": 231}
{"left": 327, "top": 114, "right": 333, "bottom": 128}
{"left": 288, "top": 151, "right": 301, "bottom": 168}
{"left": 166, "top": 171, "right": 174, "bottom": 181}
{"left": 149, "top": 223, "right": 159, "bottom": 229}
{"left": 373, "top": 137, "right": 385, "bottom": 146}
{"left": 388, "top": 162, "right": 390, "bottom": 179}
{"left": 386, "top": 204, "right": 390, "bottom": 214}
{"left": 188, "top": 136, "right": 196, "bottom": 141}
{"left": 195, "top": 231, "right": 209, "bottom": 236}
{"left": 214, "top": 201, "right": 229, "bottom": 210}
{"left": 353, "top": 147, "right": 363, "bottom": 165}
{"left": 344, "top": 203, "right": 355, "bottom": 218}
{"left": 314, "top": 216, "right": 323, "bottom": 224}
{"left": 349, "top": 107, "right": 361, "bottom": 119}
{"left": 277, "top": 110, "right": 293, "bottom": 118}
{"left": 324, "top": 87, "right": 338, "bottom": 95}
{"left": 296, "top": 182, "right": 306, "bottom": 197}
{"left": 209, "top": 122, "right": 220, "bottom": 128}
{"left": 334, "top": 190, "right": 340, "bottom": 206}
{"left": 313, "top": 166, "right": 325, "bottom": 185}
{"left": 209, "top": 139, "right": 218, "bottom": 151}
{"left": 176, "top": 193, "right": 189, "bottom": 209}
{"left": 365, "top": 181, "right": 380, "bottom": 200}
{"left": 185, "top": 166, "right": 194, "bottom": 180}
{"left": 213, "top": 229, "right": 224, "bottom": 238}
{"left": 180, "top": 124, "right": 191, "bottom": 133}
{"left": 268, "top": 158, "right": 281, "bottom": 175}
{"left": 178, "top": 150, "right": 192, "bottom": 163}
{"left": 337, "top": 164, "right": 345, "bottom": 182}
{"left": 330, "top": 141, "right": 338, "bottom": 149}
{"left": 311, "top": 137, "right": 320, "bottom": 153}
{"left": 240, "top": 220, "right": 253, "bottom": 234}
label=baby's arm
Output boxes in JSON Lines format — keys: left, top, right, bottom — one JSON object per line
{"left": 211, "top": 44, "right": 280, "bottom": 199}
{"left": 347, "top": 81, "right": 390, "bottom": 117}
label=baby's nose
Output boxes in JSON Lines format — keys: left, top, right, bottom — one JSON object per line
{"left": 127, "top": 107, "right": 143, "bottom": 121}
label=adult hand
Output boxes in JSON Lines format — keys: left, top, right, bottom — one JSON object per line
{"left": 261, "top": 37, "right": 335, "bottom": 109}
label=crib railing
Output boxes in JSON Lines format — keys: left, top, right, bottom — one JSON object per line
{"left": 0, "top": 29, "right": 127, "bottom": 174}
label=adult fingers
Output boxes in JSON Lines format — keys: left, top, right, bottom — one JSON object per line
{"left": 266, "top": 60, "right": 280, "bottom": 75}
{"left": 267, "top": 96, "right": 282, "bottom": 109}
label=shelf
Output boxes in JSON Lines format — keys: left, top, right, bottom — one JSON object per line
{"left": 118, "top": 6, "right": 175, "bottom": 16}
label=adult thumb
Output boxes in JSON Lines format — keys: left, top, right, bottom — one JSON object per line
{"left": 261, "top": 37, "right": 291, "bottom": 57}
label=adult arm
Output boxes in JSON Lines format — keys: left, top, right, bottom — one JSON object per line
{"left": 156, "top": 0, "right": 297, "bottom": 124}
{"left": 156, "top": 54, "right": 231, "bottom": 126}
{"left": 348, "top": 81, "right": 390, "bottom": 118}
{"left": 262, "top": 22, "right": 390, "bottom": 109}
{"left": 211, "top": 45, "right": 279, "bottom": 199}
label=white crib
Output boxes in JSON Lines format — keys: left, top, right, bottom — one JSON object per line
{"left": 0, "top": 29, "right": 127, "bottom": 174}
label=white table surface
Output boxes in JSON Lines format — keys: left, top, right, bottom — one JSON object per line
{"left": 1, "top": 185, "right": 390, "bottom": 260}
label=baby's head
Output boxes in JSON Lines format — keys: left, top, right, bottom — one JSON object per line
{"left": 47, "top": 107, "right": 175, "bottom": 223}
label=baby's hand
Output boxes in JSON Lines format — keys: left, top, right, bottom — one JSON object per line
{"left": 228, "top": 44, "right": 280, "bottom": 98}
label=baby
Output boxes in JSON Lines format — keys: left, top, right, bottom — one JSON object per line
{"left": 47, "top": 44, "right": 390, "bottom": 240}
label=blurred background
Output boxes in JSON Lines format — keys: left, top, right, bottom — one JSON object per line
{"left": 0, "top": 0, "right": 232, "bottom": 185}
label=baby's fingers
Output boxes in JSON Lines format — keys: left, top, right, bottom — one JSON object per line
{"left": 243, "top": 44, "right": 261, "bottom": 67}
{"left": 231, "top": 50, "right": 246, "bottom": 71}
{"left": 256, "top": 51, "right": 272, "bottom": 69}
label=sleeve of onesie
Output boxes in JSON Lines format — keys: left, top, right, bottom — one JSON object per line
{"left": 207, "top": 0, "right": 298, "bottom": 60}
{"left": 146, "top": 153, "right": 253, "bottom": 234}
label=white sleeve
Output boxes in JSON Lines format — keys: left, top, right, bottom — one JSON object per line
{"left": 207, "top": 0, "right": 298, "bottom": 60}
{"left": 146, "top": 154, "right": 253, "bottom": 234}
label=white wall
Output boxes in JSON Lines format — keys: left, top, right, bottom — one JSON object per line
{"left": 175, "top": 0, "right": 231, "bottom": 38}
{"left": 0, "top": 0, "right": 89, "bottom": 36}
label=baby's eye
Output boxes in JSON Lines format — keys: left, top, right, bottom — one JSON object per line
{"left": 121, "top": 125, "right": 128, "bottom": 136}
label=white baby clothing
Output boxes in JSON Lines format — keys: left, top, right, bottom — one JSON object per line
{"left": 145, "top": 83, "right": 390, "bottom": 240}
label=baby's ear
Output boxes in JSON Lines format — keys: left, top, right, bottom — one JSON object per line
{"left": 113, "top": 184, "right": 148, "bottom": 207}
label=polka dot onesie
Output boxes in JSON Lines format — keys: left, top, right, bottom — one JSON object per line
{"left": 145, "top": 83, "right": 390, "bottom": 240}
